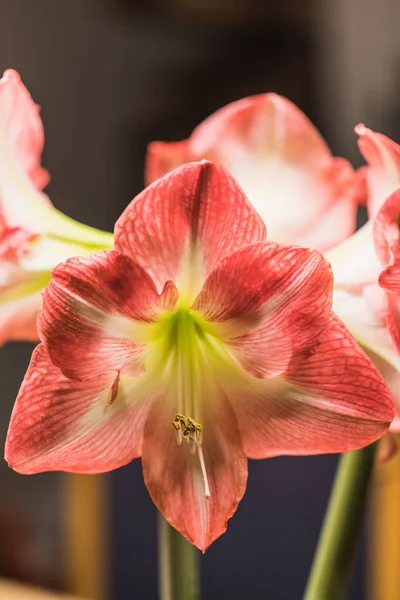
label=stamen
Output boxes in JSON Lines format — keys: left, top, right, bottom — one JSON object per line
{"left": 172, "top": 413, "right": 210, "bottom": 498}
{"left": 172, "top": 413, "right": 203, "bottom": 442}
{"left": 198, "top": 445, "right": 211, "bottom": 498}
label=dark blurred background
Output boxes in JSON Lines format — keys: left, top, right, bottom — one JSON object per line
{"left": 1, "top": 1, "right": 399, "bottom": 598}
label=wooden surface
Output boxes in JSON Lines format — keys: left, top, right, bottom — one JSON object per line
{"left": 369, "top": 447, "right": 400, "bottom": 600}
{"left": 0, "top": 579, "right": 87, "bottom": 599}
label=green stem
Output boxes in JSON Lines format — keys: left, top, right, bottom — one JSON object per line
{"left": 303, "top": 443, "right": 377, "bottom": 600}
{"left": 158, "top": 513, "right": 200, "bottom": 600}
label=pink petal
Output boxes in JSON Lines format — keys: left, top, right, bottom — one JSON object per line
{"left": 146, "top": 140, "right": 192, "bottom": 187}
{"left": 374, "top": 188, "right": 400, "bottom": 267}
{"left": 356, "top": 124, "right": 400, "bottom": 217}
{"left": 5, "top": 345, "right": 152, "bottom": 474}
{"left": 39, "top": 249, "right": 177, "bottom": 380}
{"left": 115, "top": 161, "right": 266, "bottom": 292}
{"left": 0, "top": 70, "right": 49, "bottom": 192}
{"left": 0, "top": 70, "right": 50, "bottom": 231}
{"left": 146, "top": 95, "right": 359, "bottom": 252}
{"left": 372, "top": 190, "right": 400, "bottom": 350}
{"left": 229, "top": 315, "right": 394, "bottom": 458}
{"left": 142, "top": 394, "right": 248, "bottom": 552}
{"left": 0, "top": 290, "right": 42, "bottom": 344}
{"left": 193, "top": 242, "right": 333, "bottom": 378}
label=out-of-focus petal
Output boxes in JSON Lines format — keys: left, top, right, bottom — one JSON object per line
{"left": 0, "top": 70, "right": 114, "bottom": 248}
{"left": 0, "top": 70, "right": 52, "bottom": 232}
{"left": 146, "top": 95, "right": 359, "bottom": 252}
{"left": 331, "top": 282, "right": 400, "bottom": 371}
{"left": 374, "top": 188, "right": 400, "bottom": 267}
{"left": 115, "top": 161, "right": 266, "bottom": 294}
{"left": 326, "top": 221, "right": 381, "bottom": 290}
{"left": 5, "top": 345, "right": 152, "bottom": 474}
{"left": 379, "top": 265, "right": 400, "bottom": 294}
{"left": 193, "top": 242, "right": 332, "bottom": 378}
{"left": 142, "top": 392, "right": 247, "bottom": 552}
{"left": 372, "top": 190, "right": 400, "bottom": 351}
{"left": 146, "top": 140, "right": 192, "bottom": 187}
{"left": 0, "top": 70, "right": 49, "bottom": 192}
{"left": 229, "top": 315, "right": 394, "bottom": 458}
{"left": 356, "top": 124, "right": 400, "bottom": 217}
{"left": 0, "top": 277, "right": 49, "bottom": 345}
{"left": 40, "top": 250, "right": 177, "bottom": 380}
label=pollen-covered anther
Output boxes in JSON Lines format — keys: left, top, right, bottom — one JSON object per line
{"left": 172, "top": 413, "right": 203, "bottom": 444}
{"left": 172, "top": 413, "right": 210, "bottom": 498}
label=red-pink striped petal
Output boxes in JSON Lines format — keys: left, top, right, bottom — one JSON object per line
{"left": 229, "top": 315, "right": 394, "bottom": 457}
{"left": 193, "top": 242, "right": 333, "bottom": 378}
{"left": 115, "top": 161, "right": 266, "bottom": 293}
{"left": 40, "top": 249, "right": 177, "bottom": 380}
{"left": 142, "top": 394, "right": 247, "bottom": 552}
{"left": 5, "top": 345, "right": 152, "bottom": 474}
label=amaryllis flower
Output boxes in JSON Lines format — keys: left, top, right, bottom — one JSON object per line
{"left": 326, "top": 126, "right": 400, "bottom": 430}
{"left": 146, "top": 94, "right": 364, "bottom": 252}
{"left": 6, "top": 161, "right": 394, "bottom": 550}
{"left": 0, "top": 69, "right": 112, "bottom": 344}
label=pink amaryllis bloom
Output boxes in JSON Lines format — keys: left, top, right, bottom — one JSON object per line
{"left": 0, "top": 69, "right": 112, "bottom": 344}
{"left": 326, "top": 126, "right": 400, "bottom": 431}
{"left": 146, "top": 94, "right": 364, "bottom": 252}
{"left": 6, "top": 161, "right": 394, "bottom": 550}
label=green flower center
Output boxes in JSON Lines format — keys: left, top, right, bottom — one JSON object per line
{"left": 145, "top": 307, "right": 235, "bottom": 498}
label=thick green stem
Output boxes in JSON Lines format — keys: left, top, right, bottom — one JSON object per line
{"left": 158, "top": 513, "right": 200, "bottom": 600}
{"left": 303, "top": 443, "right": 377, "bottom": 600}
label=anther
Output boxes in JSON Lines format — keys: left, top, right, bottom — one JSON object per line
{"left": 172, "top": 413, "right": 210, "bottom": 498}
{"left": 172, "top": 413, "right": 203, "bottom": 442}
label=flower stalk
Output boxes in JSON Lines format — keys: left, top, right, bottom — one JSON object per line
{"left": 303, "top": 443, "right": 377, "bottom": 600}
{"left": 158, "top": 514, "right": 200, "bottom": 600}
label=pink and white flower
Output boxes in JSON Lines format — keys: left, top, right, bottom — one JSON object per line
{"left": 145, "top": 96, "right": 400, "bottom": 437}
{"left": 326, "top": 127, "right": 400, "bottom": 430}
{"left": 0, "top": 69, "right": 112, "bottom": 344}
{"left": 147, "top": 94, "right": 364, "bottom": 252}
{"left": 5, "top": 162, "right": 394, "bottom": 550}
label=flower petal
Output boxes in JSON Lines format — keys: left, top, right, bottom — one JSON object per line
{"left": 0, "top": 70, "right": 49, "bottom": 191}
{"left": 363, "top": 346, "right": 400, "bottom": 433}
{"left": 146, "top": 140, "right": 192, "bottom": 187}
{"left": 146, "top": 95, "right": 359, "bottom": 252}
{"left": 0, "top": 69, "right": 52, "bottom": 231}
{"left": 331, "top": 282, "right": 400, "bottom": 386}
{"left": 39, "top": 249, "right": 177, "bottom": 380}
{"left": 380, "top": 264, "right": 400, "bottom": 294}
{"left": 5, "top": 344, "right": 152, "bottom": 474}
{"left": 0, "top": 286, "right": 44, "bottom": 345}
{"left": 115, "top": 161, "right": 266, "bottom": 295}
{"left": 229, "top": 315, "right": 394, "bottom": 458}
{"left": 193, "top": 242, "right": 332, "bottom": 378}
{"left": 373, "top": 187, "right": 400, "bottom": 267}
{"left": 142, "top": 392, "right": 248, "bottom": 552}
{"left": 371, "top": 190, "right": 400, "bottom": 351}
{"left": 327, "top": 222, "right": 380, "bottom": 289}
{"left": 356, "top": 124, "right": 400, "bottom": 217}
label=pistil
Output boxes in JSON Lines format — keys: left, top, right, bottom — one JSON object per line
{"left": 172, "top": 412, "right": 210, "bottom": 498}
